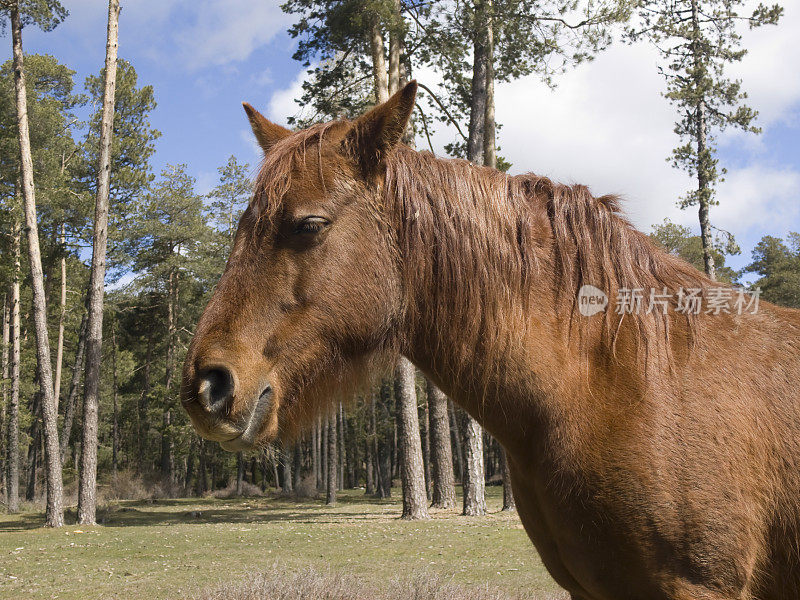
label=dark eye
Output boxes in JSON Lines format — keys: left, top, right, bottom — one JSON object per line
{"left": 294, "top": 216, "right": 329, "bottom": 235}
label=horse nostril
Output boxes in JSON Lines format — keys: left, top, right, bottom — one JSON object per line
{"left": 197, "top": 367, "right": 235, "bottom": 414}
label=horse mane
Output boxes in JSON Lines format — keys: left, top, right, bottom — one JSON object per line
{"left": 383, "top": 146, "right": 712, "bottom": 369}
{"left": 250, "top": 128, "right": 714, "bottom": 376}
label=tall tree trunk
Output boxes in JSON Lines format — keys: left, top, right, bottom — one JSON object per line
{"left": 137, "top": 331, "right": 153, "bottom": 472}
{"left": 111, "top": 315, "right": 119, "bottom": 478}
{"left": 11, "top": 5, "right": 63, "bottom": 527}
{"left": 377, "top": 380, "right": 394, "bottom": 497}
{"left": 6, "top": 222, "right": 21, "bottom": 511}
{"left": 282, "top": 447, "right": 293, "bottom": 493}
{"left": 1, "top": 294, "right": 8, "bottom": 495}
{"left": 364, "top": 412, "right": 375, "bottom": 495}
{"left": 449, "top": 400, "right": 464, "bottom": 482}
{"left": 26, "top": 391, "right": 41, "bottom": 502}
{"left": 271, "top": 449, "right": 280, "bottom": 491}
{"left": 78, "top": 0, "right": 120, "bottom": 524}
{"left": 467, "top": 0, "right": 489, "bottom": 166}
{"left": 326, "top": 411, "right": 337, "bottom": 505}
{"left": 53, "top": 224, "right": 67, "bottom": 404}
{"left": 161, "top": 410, "right": 174, "bottom": 483}
{"left": 312, "top": 415, "right": 320, "bottom": 489}
{"left": 236, "top": 452, "right": 244, "bottom": 495}
{"left": 394, "top": 359, "right": 429, "bottom": 519}
{"left": 458, "top": 1, "right": 489, "bottom": 517}
{"left": 388, "top": 0, "right": 401, "bottom": 96}
{"left": 369, "top": 18, "right": 389, "bottom": 103}
{"left": 293, "top": 439, "right": 302, "bottom": 489}
{"left": 690, "top": 0, "right": 715, "bottom": 281}
{"left": 60, "top": 310, "right": 87, "bottom": 464}
{"left": 460, "top": 409, "right": 486, "bottom": 515}
{"left": 184, "top": 441, "right": 195, "bottom": 496}
{"left": 428, "top": 380, "right": 456, "bottom": 508}
{"left": 196, "top": 439, "right": 208, "bottom": 496}
{"left": 161, "top": 268, "right": 178, "bottom": 483}
{"left": 338, "top": 403, "right": 344, "bottom": 490}
{"left": 500, "top": 447, "right": 515, "bottom": 511}
{"left": 483, "top": 0, "right": 496, "bottom": 170}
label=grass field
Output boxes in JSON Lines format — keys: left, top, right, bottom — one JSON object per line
{"left": 0, "top": 486, "right": 563, "bottom": 599}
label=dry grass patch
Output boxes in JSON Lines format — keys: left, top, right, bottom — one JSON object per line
{"left": 197, "top": 565, "right": 568, "bottom": 600}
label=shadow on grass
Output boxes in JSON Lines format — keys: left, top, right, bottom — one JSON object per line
{"left": 0, "top": 491, "right": 404, "bottom": 532}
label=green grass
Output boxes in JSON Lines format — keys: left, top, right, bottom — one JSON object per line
{"left": 0, "top": 486, "right": 561, "bottom": 599}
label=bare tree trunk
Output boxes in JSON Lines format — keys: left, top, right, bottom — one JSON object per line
{"left": 421, "top": 390, "right": 431, "bottom": 501}
{"left": 483, "top": 0, "right": 496, "bottom": 170}
{"left": 137, "top": 331, "right": 153, "bottom": 472}
{"left": 53, "top": 224, "right": 67, "bottom": 404}
{"left": 26, "top": 391, "right": 41, "bottom": 502}
{"left": 60, "top": 310, "right": 87, "bottom": 464}
{"left": 467, "top": 0, "right": 488, "bottom": 166}
{"left": 6, "top": 216, "right": 21, "bottom": 512}
{"left": 338, "top": 403, "right": 344, "bottom": 489}
{"left": 271, "top": 449, "right": 279, "bottom": 491}
{"left": 690, "top": 0, "right": 716, "bottom": 281}
{"left": 111, "top": 315, "right": 118, "bottom": 478}
{"left": 161, "top": 409, "right": 174, "bottom": 483}
{"left": 449, "top": 400, "right": 464, "bottom": 482}
{"left": 460, "top": 409, "right": 486, "bottom": 516}
{"left": 388, "top": 0, "right": 401, "bottom": 96}
{"left": 369, "top": 18, "right": 389, "bottom": 103}
{"left": 312, "top": 416, "right": 320, "bottom": 489}
{"left": 1, "top": 294, "right": 8, "bottom": 496}
{"left": 236, "top": 452, "right": 244, "bottom": 495}
{"left": 428, "top": 380, "right": 455, "bottom": 508}
{"left": 326, "top": 411, "right": 337, "bottom": 505}
{"left": 161, "top": 268, "right": 178, "bottom": 483}
{"left": 78, "top": 0, "right": 120, "bottom": 525}
{"left": 376, "top": 382, "right": 393, "bottom": 498}
{"left": 394, "top": 359, "right": 429, "bottom": 519}
{"left": 282, "top": 447, "right": 293, "bottom": 493}
{"left": 184, "top": 440, "right": 195, "bottom": 496}
{"left": 11, "top": 5, "right": 63, "bottom": 527}
{"left": 458, "top": 0, "right": 489, "bottom": 518}
{"left": 293, "top": 439, "right": 302, "bottom": 489}
{"left": 500, "top": 447, "right": 515, "bottom": 511}
{"left": 364, "top": 416, "right": 375, "bottom": 495}
{"left": 196, "top": 440, "right": 208, "bottom": 496}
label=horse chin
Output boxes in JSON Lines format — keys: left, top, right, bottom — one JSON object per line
{"left": 219, "top": 387, "right": 280, "bottom": 451}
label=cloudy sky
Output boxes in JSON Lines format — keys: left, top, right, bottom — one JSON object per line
{"left": 12, "top": 0, "right": 800, "bottom": 276}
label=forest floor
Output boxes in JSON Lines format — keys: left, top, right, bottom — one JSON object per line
{"left": 0, "top": 486, "right": 563, "bottom": 600}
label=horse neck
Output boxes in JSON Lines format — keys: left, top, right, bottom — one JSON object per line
{"left": 387, "top": 154, "right": 584, "bottom": 452}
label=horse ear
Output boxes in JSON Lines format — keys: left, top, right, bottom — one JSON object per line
{"left": 242, "top": 102, "right": 290, "bottom": 153}
{"left": 345, "top": 80, "right": 417, "bottom": 173}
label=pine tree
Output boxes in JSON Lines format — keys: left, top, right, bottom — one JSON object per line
{"left": 631, "top": 0, "right": 782, "bottom": 279}
{"left": 745, "top": 234, "right": 800, "bottom": 308}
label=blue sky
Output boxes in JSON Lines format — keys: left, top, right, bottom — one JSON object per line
{"left": 10, "top": 0, "right": 800, "bottom": 278}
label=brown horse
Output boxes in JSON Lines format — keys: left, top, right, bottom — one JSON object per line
{"left": 181, "top": 82, "right": 800, "bottom": 600}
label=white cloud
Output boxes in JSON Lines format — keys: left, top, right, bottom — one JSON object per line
{"left": 726, "top": 2, "right": 800, "bottom": 128}
{"left": 267, "top": 70, "right": 306, "bottom": 126}
{"left": 714, "top": 167, "right": 800, "bottom": 236}
{"left": 493, "top": 42, "right": 692, "bottom": 231}
{"left": 174, "top": 0, "right": 292, "bottom": 69}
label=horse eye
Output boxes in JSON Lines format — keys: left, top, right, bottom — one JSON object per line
{"left": 294, "top": 216, "right": 329, "bottom": 235}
